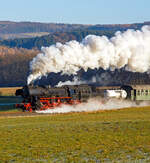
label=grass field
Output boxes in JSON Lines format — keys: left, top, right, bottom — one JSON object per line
{"left": 0, "top": 107, "right": 150, "bottom": 162}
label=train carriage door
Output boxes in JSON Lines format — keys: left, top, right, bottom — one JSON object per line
{"left": 78, "top": 91, "right": 81, "bottom": 100}
{"left": 134, "top": 89, "right": 136, "bottom": 101}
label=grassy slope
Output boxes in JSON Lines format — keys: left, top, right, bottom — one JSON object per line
{"left": 0, "top": 107, "right": 150, "bottom": 162}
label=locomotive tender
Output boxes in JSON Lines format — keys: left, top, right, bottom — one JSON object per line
{"left": 15, "top": 84, "right": 150, "bottom": 112}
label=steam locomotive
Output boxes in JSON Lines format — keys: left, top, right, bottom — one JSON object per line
{"left": 15, "top": 84, "right": 150, "bottom": 112}
{"left": 15, "top": 84, "right": 104, "bottom": 111}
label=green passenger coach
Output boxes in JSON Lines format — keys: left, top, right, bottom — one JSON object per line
{"left": 130, "top": 85, "right": 150, "bottom": 101}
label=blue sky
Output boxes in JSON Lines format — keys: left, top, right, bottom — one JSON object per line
{"left": 0, "top": 0, "right": 149, "bottom": 24}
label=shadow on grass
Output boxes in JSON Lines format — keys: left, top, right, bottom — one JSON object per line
{"left": 0, "top": 105, "right": 20, "bottom": 112}
{"left": 0, "top": 96, "right": 22, "bottom": 112}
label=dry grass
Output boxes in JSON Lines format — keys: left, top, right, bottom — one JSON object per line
{"left": 0, "top": 87, "right": 21, "bottom": 96}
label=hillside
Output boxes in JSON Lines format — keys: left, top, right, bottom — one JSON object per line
{"left": 0, "top": 21, "right": 89, "bottom": 40}
{"left": 0, "top": 30, "right": 115, "bottom": 49}
{"left": 0, "top": 46, "right": 38, "bottom": 86}
{"left": 0, "top": 21, "right": 88, "bottom": 34}
{"left": 0, "top": 21, "right": 150, "bottom": 49}
{"left": 0, "top": 21, "right": 150, "bottom": 40}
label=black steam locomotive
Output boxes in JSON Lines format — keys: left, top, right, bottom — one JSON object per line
{"left": 15, "top": 84, "right": 150, "bottom": 112}
{"left": 15, "top": 84, "right": 112, "bottom": 111}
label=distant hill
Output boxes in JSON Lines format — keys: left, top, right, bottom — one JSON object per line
{"left": 0, "top": 21, "right": 150, "bottom": 49}
{"left": 87, "top": 21, "right": 150, "bottom": 31}
{"left": 0, "top": 30, "right": 115, "bottom": 49}
{"left": 0, "top": 21, "right": 150, "bottom": 40}
{"left": 0, "top": 21, "right": 89, "bottom": 40}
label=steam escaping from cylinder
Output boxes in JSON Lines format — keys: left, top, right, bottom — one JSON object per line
{"left": 27, "top": 26, "right": 150, "bottom": 84}
{"left": 36, "top": 98, "right": 150, "bottom": 114}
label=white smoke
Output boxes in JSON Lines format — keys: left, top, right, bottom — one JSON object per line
{"left": 36, "top": 97, "right": 150, "bottom": 114}
{"left": 28, "top": 26, "right": 150, "bottom": 84}
{"left": 56, "top": 76, "right": 86, "bottom": 87}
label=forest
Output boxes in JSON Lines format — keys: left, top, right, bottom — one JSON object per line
{"left": 0, "top": 21, "right": 150, "bottom": 49}
{"left": 0, "top": 30, "right": 115, "bottom": 49}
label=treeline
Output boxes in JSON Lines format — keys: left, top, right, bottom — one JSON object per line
{"left": 0, "top": 46, "right": 39, "bottom": 87}
{"left": 87, "top": 22, "right": 150, "bottom": 31}
{"left": 0, "top": 30, "right": 115, "bottom": 49}
{"left": 0, "top": 21, "right": 88, "bottom": 34}
{"left": 0, "top": 21, "right": 149, "bottom": 35}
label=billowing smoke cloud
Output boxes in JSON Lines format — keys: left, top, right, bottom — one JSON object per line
{"left": 36, "top": 97, "right": 150, "bottom": 114}
{"left": 28, "top": 26, "right": 150, "bottom": 84}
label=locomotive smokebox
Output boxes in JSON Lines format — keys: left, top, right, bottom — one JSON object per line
{"left": 15, "top": 89, "right": 23, "bottom": 96}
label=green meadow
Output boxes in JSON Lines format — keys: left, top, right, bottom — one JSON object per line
{"left": 0, "top": 107, "right": 150, "bottom": 162}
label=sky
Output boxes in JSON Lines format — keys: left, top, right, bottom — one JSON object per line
{"left": 0, "top": 0, "right": 149, "bottom": 24}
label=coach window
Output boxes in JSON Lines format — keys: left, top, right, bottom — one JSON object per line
{"left": 137, "top": 90, "right": 141, "bottom": 96}
{"left": 141, "top": 89, "right": 144, "bottom": 95}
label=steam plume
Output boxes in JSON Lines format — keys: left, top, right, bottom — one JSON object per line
{"left": 28, "top": 26, "right": 150, "bottom": 84}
